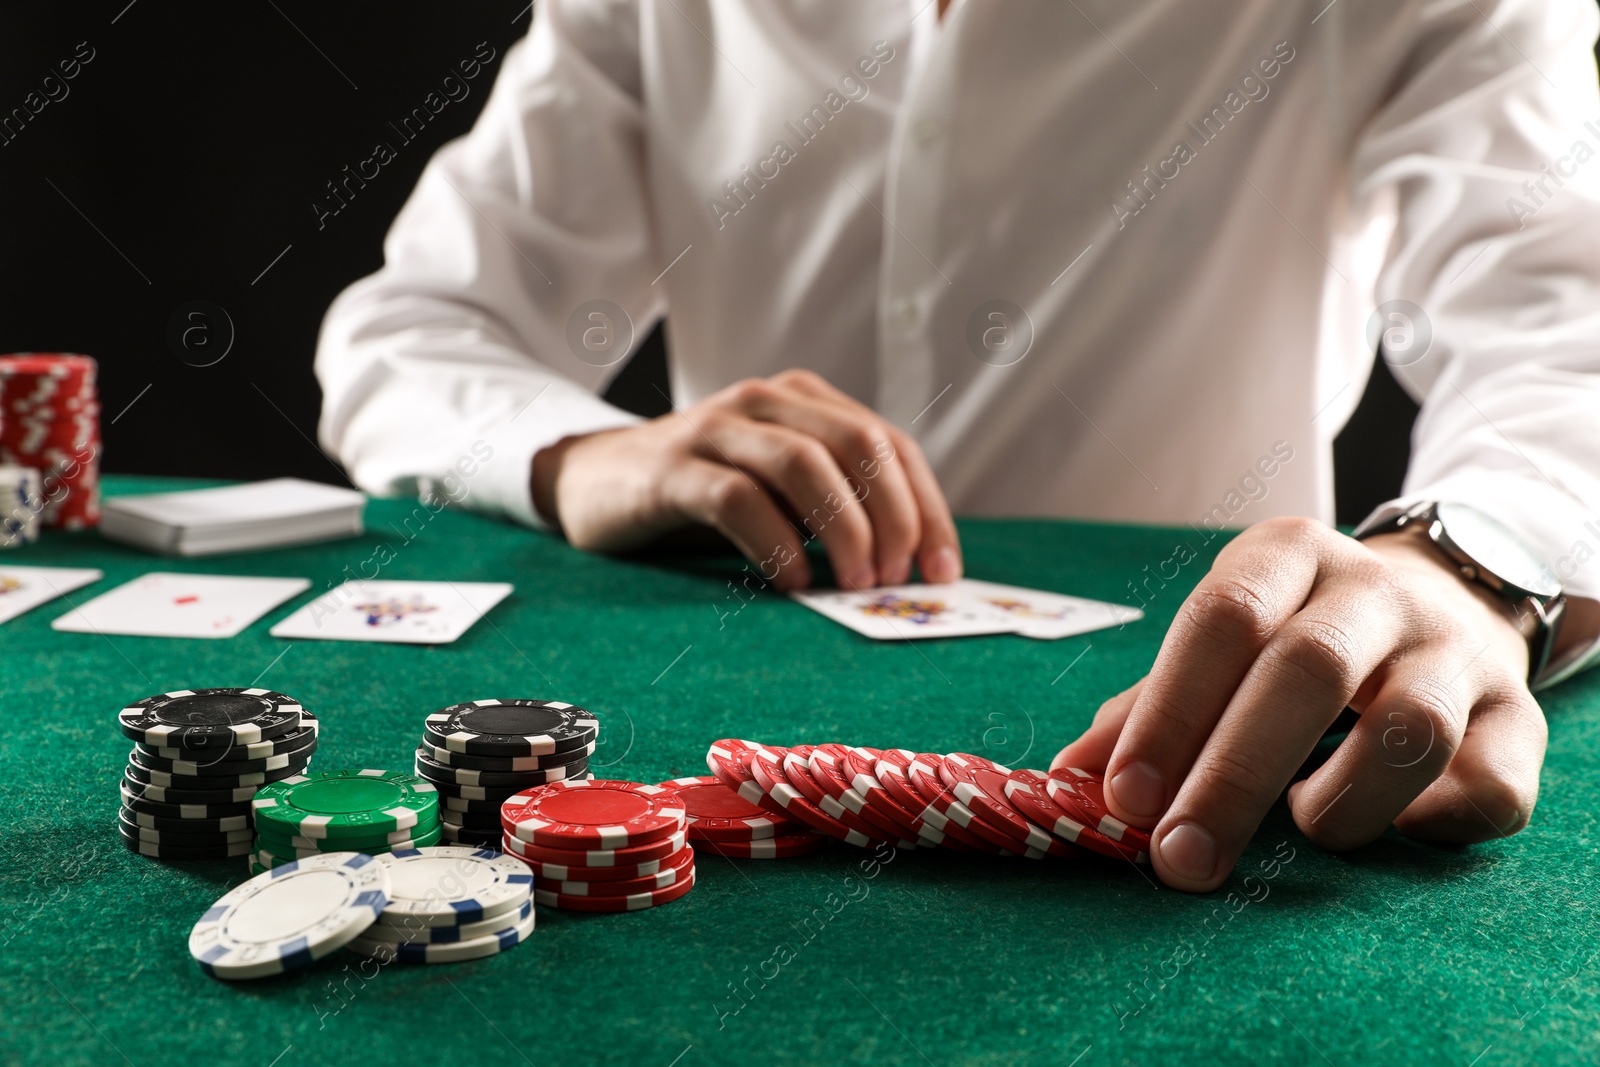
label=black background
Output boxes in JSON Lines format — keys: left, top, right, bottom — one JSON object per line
{"left": 2, "top": 1, "right": 1547, "bottom": 525}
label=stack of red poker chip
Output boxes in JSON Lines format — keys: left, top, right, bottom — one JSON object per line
{"left": 501, "top": 779, "right": 698, "bottom": 912}
{"left": 658, "top": 774, "right": 826, "bottom": 859}
{"left": 703, "top": 739, "right": 1151, "bottom": 866}
{"left": 0, "top": 354, "right": 101, "bottom": 529}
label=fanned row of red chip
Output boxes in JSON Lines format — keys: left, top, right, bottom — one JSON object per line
{"left": 703, "top": 739, "right": 1151, "bottom": 864}
{"left": 0, "top": 353, "right": 102, "bottom": 530}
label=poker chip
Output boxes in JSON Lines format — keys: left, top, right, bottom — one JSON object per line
{"left": 534, "top": 846, "right": 695, "bottom": 896}
{"left": 137, "top": 717, "right": 320, "bottom": 763}
{"left": 940, "top": 752, "right": 1078, "bottom": 857}
{"left": 128, "top": 737, "right": 316, "bottom": 778}
{"left": 422, "top": 699, "right": 598, "bottom": 756}
{"left": 369, "top": 846, "right": 533, "bottom": 926}
{"left": 414, "top": 748, "right": 587, "bottom": 787}
{"left": 254, "top": 822, "right": 444, "bottom": 864}
{"left": 118, "top": 809, "right": 254, "bottom": 845}
{"left": 118, "top": 688, "right": 304, "bottom": 747}
{"left": 837, "top": 747, "right": 945, "bottom": 847}
{"left": 440, "top": 823, "right": 504, "bottom": 846}
{"left": 253, "top": 769, "right": 438, "bottom": 839}
{"left": 441, "top": 809, "right": 503, "bottom": 833}
{"left": 746, "top": 744, "right": 874, "bottom": 848}
{"left": 420, "top": 741, "right": 595, "bottom": 772}
{"left": 806, "top": 744, "right": 921, "bottom": 844}
{"left": 501, "top": 828, "right": 688, "bottom": 867}
{"left": 256, "top": 815, "right": 441, "bottom": 854}
{"left": 501, "top": 780, "right": 686, "bottom": 849}
{"left": 120, "top": 830, "right": 255, "bottom": 860}
{"left": 533, "top": 867, "right": 696, "bottom": 913}
{"left": 1045, "top": 768, "right": 1153, "bottom": 851}
{"left": 906, "top": 754, "right": 1030, "bottom": 855}
{"left": 440, "top": 794, "right": 505, "bottom": 815}
{"left": 705, "top": 738, "right": 782, "bottom": 796}
{"left": 655, "top": 775, "right": 804, "bottom": 841}
{"left": 120, "top": 780, "right": 255, "bottom": 819}
{"left": 126, "top": 751, "right": 311, "bottom": 790}
{"left": 188, "top": 852, "right": 390, "bottom": 979}
{"left": 0, "top": 354, "right": 101, "bottom": 529}
{"left": 508, "top": 849, "right": 686, "bottom": 883}
{"left": 1003, "top": 770, "right": 1148, "bottom": 863}
{"left": 120, "top": 805, "right": 252, "bottom": 834}
{"left": 369, "top": 899, "right": 535, "bottom": 944}
{"left": 345, "top": 902, "right": 536, "bottom": 963}
{"left": 692, "top": 833, "right": 829, "bottom": 859}
{"left": 872, "top": 751, "right": 1006, "bottom": 854}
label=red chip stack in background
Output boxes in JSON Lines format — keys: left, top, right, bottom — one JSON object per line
{"left": 0, "top": 354, "right": 101, "bottom": 529}
{"left": 501, "top": 779, "right": 699, "bottom": 912}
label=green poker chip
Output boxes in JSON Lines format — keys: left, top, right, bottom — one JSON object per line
{"left": 252, "top": 769, "right": 439, "bottom": 839}
{"left": 254, "top": 815, "right": 442, "bottom": 855}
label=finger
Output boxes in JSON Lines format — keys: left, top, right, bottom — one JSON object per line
{"left": 1285, "top": 656, "right": 1471, "bottom": 850}
{"left": 1154, "top": 582, "right": 1407, "bottom": 890}
{"left": 1393, "top": 687, "right": 1545, "bottom": 844}
{"left": 661, "top": 457, "right": 811, "bottom": 591}
{"left": 1105, "top": 517, "right": 1326, "bottom": 826}
{"left": 692, "top": 414, "right": 878, "bottom": 589}
{"left": 1052, "top": 678, "right": 1145, "bottom": 773}
{"left": 770, "top": 370, "right": 963, "bottom": 583}
{"left": 736, "top": 384, "right": 922, "bottom": 585}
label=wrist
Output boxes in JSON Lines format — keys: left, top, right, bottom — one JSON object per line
{"left": 1364, "top": 530, "right": 1530, "bottom": 649}
{"left": 531, "top": 435, "right": 584, "bottom": 529}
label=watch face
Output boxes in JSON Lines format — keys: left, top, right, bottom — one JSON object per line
{"left": 1436, "top": 502, "right": 1562, "bottom": 598}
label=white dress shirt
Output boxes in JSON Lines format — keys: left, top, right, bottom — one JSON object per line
{"left": 316, "top": 0, "right": 1600, "bottom": 599}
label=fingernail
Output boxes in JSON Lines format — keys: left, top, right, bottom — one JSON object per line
{"left": 924, "top": 546, "right": 960, "bottom": 583}
{"left": 1159, "top": 822, "right": 1219, "bottom": 883}
{"left": 880, "top": 557, "right": 911, "bottom": 585}
{"left": 1109, "top": 760, "right": 1165, "bottom": 819}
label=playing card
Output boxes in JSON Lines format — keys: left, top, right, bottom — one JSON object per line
{"left": 268, "top": 580, "right": 513, "bottom": 645}
{"left": 51, "top": 572, "right": 310, "bottom": 639}
{"left": 955, "top": 579, "right": 1143, "bottom": 639}
{"left": 0, "top": 566, "right": 103, "bottom": 625}
{"left": 791, "top": 579, "right": 1142, "bottom": 641}
{"left": 790, "top": 582, "right": 1018, "bottom": 640}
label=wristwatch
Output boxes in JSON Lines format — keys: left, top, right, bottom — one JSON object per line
{"left": 1352, "top": 501, "right": 1566, "bottom": 689}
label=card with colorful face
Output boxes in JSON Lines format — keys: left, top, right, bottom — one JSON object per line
{"left": 51, "top": 572, "right": 310, "bottom": 639}
{"left": 790, "top": 579, "right": 1141, "bottom": 641}
{"left": 268, "top": 580, "right": 513, "bottom": 645}
{"left": 0, "top": 566, "right": 104, "bottom": 626}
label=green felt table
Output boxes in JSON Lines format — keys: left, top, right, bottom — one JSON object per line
{"left": 3, "top": 475, "right": 1599, "bottom": 1067}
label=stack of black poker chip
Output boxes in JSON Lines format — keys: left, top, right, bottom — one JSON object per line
{"left": 117, "top": 688, "right": 317, "bottom": 860}
{"left": 413, "top": 699, "right": 598, "bottom": 848}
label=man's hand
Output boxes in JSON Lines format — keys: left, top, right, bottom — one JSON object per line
{"left": 531, "top": 369, "right": 962, "bottom": 591}
{"left": 1054, "top": 516, "right": 1546, "bottom": 892}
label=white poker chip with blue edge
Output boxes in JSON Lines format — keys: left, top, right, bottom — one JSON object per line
{"left": 188, "top": 852, "right": 390, "bottom": 980}
{"left": 371, "top": 846, "right": 533, "bottom": 926}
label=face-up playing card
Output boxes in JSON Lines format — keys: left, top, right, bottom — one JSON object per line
{"left": 268, "top": 580, "right": 513, "bottom": 645}
{"left": 954, "top": 579, "right": 1143, "bottom": 640}
{"left": 0, "top": 566, "right": 104, "bottom": 626}
{"left": 51, "top": 572, "right": 310, "bottom": 639}
{"left": 790, "top": 579, "right": 1141, "bottom": 641}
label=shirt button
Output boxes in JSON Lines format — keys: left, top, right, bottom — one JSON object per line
{"left": 892, "top": 299, "right": 919, "bottom": 328}
{"left": 913, "top": 118, "right": 943, "bottom": 146}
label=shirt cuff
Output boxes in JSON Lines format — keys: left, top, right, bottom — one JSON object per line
{"left": 459, "top": 384, "right": 644, "bottom": 531}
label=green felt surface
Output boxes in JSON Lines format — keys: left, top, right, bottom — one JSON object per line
{"left": 3, "top": 475, "right": 1599, "bottom": 1067}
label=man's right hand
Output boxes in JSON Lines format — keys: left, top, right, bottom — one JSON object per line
{"left": 531, "top": 369, "right": 962, "bottom": 591}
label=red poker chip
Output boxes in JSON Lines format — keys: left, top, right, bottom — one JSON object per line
{"left": 1045, "top": 768, "right": 1153, "bottom": 851}
{"left": 940, "top": 753, "right": 1080, "bottom": 858}
{"left": 906, "top": 754, "right": 1037, "bottom": 855}
{"left": 1004, "top": 771, "right": 1148, "bottom": 863}
{"left": 746, "top": 745, "right": 875, "bottom": 847}
{"left": 871, "top": 749, "right": 997, "bottom": 853}
{"left": 706, "top": 738, "right": 785, "bottom": 796}
{"left": 806, "top": 745, "right": 921, "bottom": 845}
{"left": 837, "top": 747, "right": 946, "bottom": 848}
{"left": 773, "top": 746, "right": 900, "bottom": 845}
{"left": 501, "top": 827, "right": 688, "bottom": 867}
{"left": 504, "top": 845, "right": 689, "bottom": 882}
{"left": 778, "top": 745, "right": 828, "bottom": 805}
{"left": 693, "top": 832, "right": 828, "bottom": 859}
{"left": 533, "top": 866, "right": 696, "bottom": 912}
{"left": 501, "top": 779, "right": 686, "bottom": 848}
{"left": 657, "top": 775, "right": 804, "bottom": 841}
{"left": 534, "top": 845, "right": 695, "bottom": 895}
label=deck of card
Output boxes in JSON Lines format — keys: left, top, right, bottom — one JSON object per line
{"left": 270, "top": 580, "right": 513, "bottom": 645}
{"left": 791, "top": 579, "right": 1141, "bottom": 640}
{"left": 100, "top": 478, "right": 365, "bottom": 556}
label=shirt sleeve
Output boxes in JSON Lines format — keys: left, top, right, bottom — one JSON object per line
{"left": 314, "top": 0, "right": 660, "bottom": 529}
{"left": 1350, "top": 0, "right": 1600, "bottom": 601}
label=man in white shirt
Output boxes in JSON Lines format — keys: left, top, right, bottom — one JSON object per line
{"left": 316, "top": 0, "right": 1600, "bottom": 891}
